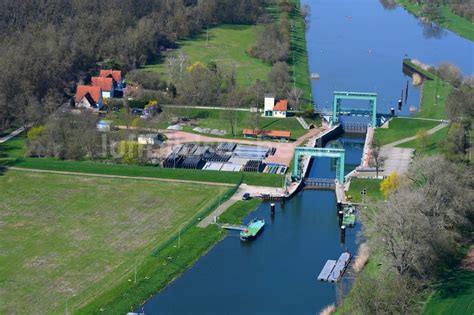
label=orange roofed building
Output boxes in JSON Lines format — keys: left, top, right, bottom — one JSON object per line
{"left": 264, "top": 94, "right": 288, "bottom": 118}
{"left": 99, "top": 70, "right": 124, "bottom": 90}
{"left": 243, "top": 129, "right": 291, "bottom": 141}
{"left": 91, "top": 77, "right": 114, "bottom": 99}
{"left": 75, "top": 85, "right": 103, "bottom": 111}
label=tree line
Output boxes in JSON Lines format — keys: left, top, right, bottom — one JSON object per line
{"left": 348, "top": 155, "right": 473, "bottom": 314}
{"left": 0, "top": 0, "right": 267, "bottom": 130}
{"left": 346, "top": 61, "right": 473, "bottom": 313}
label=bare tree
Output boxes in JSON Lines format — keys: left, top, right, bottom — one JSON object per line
{"left": 364, "top": 155, "right": 473, "bottom": 280}
{"left": 221, "top": 89, "right": 241, "bottom": 136}
{"left": 437, "top": 61, "right": 463, "bottom": 87}
{"left": 287, "top": 87, "right": 304, "bottom": 111}
{"left": 369, "top": 139, "right": 386, "bottom": 178}
{"left": 165, "top": 51, "right": 188, "bottom": 84}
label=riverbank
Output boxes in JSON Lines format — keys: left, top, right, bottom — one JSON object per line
{"left": 396, "top": 0, "right": 474, "bottom": 41}
{"left": 77, "top": 187, "right": 262, "bottom": 314}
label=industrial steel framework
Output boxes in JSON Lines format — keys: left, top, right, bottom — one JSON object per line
{"left": 293, "top": 147, "right": 345, "bottom": 183}
{"left": 332, "top": 91, "right": 377, "bottom": 127}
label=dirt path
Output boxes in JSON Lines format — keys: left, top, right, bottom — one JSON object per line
{"left": 8, "top": 167, "right": 234, "bottom": 186}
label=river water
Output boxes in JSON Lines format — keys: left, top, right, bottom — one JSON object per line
{"left": 139, "top": 1, "right": 472, "bottom": 314}
{"left": 307, "top": 0, "right": 472, "bottom": 114}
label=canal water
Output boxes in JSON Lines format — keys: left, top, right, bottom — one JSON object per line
{"left": 139, "top": 1, "right": 472, "bottom": 314}
{"left": 140, "top": 135, "right": 364, "bottom": 315}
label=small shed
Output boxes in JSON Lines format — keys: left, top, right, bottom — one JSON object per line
{"left": 243, "top": 129, "right": 291, "bottom": 141}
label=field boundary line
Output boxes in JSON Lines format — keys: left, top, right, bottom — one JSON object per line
{"left": 8, "top": 167, "right": 234, "bottom": 186}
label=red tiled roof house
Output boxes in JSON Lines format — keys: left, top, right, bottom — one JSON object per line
{"left": 263, "top": 94, "right": 288, "bottom": 118}
{"left": 75, "top": 85, "right": 103, "bottom": 111}
{"left": 99, "top": 70, "right": 124, "bottom": 90}
{"left": 91, "top": 76, "right": 114, "bottom": 99}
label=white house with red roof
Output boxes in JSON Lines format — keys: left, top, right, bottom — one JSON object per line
{"left": 264, "top": 94, "right": 288, "bottom": 118}
{"left": 99, "top": 70, "right": 124, "bottom": 90}
{"left": 75, "top": 85, "right": 103, "bottom": 111}
{"left": 91, "top": 76, "right": 114, "bottom": 99}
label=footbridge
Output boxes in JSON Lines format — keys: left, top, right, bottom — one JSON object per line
{"left": 303, "top": 178, "right": 336, "bottom": 190}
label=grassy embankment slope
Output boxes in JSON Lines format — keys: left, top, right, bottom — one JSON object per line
{"left": 142, "top": 24, "right": 271, "bottom": 86}
{"left": 346, "top": 178, "right": 383, "bottom": 203}
{"left": 374, "top": 60, "right": 451, "bottom": 152}
{"left": 0, "top": 135, "right": 283, "bottom": 187}
{"left": 396, "top": 0, "right": 474, "bottom": 41}
{"left": 288, "top": 0, "right": 313, "bottom": 108}
{"left": 374, "top": 118, "right": 439, "bottom": 145}
{"left": 0, "top": 170, "right": 228, "bottom": 314}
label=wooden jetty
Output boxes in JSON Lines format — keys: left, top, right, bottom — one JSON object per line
{"left": 328, "top": 252, "right": 352, "bottom": 282}
{"left": 317, "top": 260, "right": 336, "bottom": 281}
{"left": 217, "top": 223, "right": 246, "bottom": 231}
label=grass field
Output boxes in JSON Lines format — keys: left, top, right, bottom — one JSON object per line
{"left": 218, "top": 199, "right": 262, "bottom": 224}
{"left": 288, "top": 0, "right": 313, "bottom": 107}
{"left": 142, "top": 25, "right": 272, "bottom": 86}
{"left": 346, "top": 178, "right": 383, "bottom": 203}
{"left": 374, "top": 118, "right": 439, "bottom": 145}
{"left": 423, "top": 269, "right": 474, "bottom": 315}
{"left": 162, "top": 107, "right": 308, "bottom": 140}
{"left": 0, "top": 170, "right": 228, "bottom": 314}
{"left": 397, "top": 0, "right": 474, "bottom": 41}
{"left": 397, "top": 125, "right": 449, "bottom": 155}
{"left": 416, "top": 79, "right": 452, "bottom": 120}
{"left": 0, "top": 135, "right": 284, "bottom": 187}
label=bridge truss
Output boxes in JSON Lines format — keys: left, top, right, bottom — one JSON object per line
{"left": 332, "top": 91, "right": 377, "bottom": 127}
{"left": 294, "top": 147, "right": 345, "bottom": 183}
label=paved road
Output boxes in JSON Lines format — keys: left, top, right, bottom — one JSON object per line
{"left": 380, "top": 122, "right": 448, "bottom": 175}
{"left": 0, "top": 126, "right": 26, "bottom": 144}
{"left": 395, "top": 116, "right": 448, "bottom": 123}
{"left": 197, "top": 184, "right": 285, "bottom": 228}
{"left": 384, "top": 122, "right": 448, "bottom": 147}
